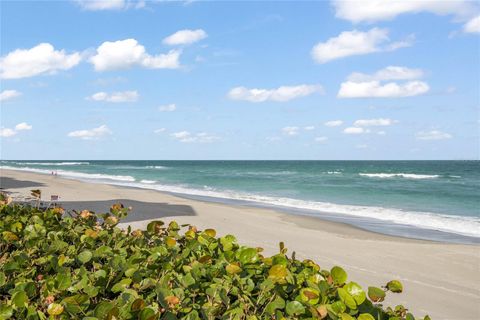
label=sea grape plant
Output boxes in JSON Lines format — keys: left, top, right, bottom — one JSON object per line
{"left": 0, "top": 197, "right": 430, "bottom": 319}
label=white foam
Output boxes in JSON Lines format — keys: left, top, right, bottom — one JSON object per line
{"left": 326, "top": 171, "right": 342, "bottom": 174}
{"left": 360, "top": 173, "right": 439, "bottom": 179}
{"left": 13, "top": 162, "right": 89, "bottom": 166}
{"left": 145, "top": 166, "right": 168, "bottom": 169}
{"left": 3, "top": 165, "right": 478, "bottom": 238}
{"left": 1, "top": 166, "right": 135, "bottom": 182}
{"left": 140, "top": 179, "right": 156, "bottom": 184}
{"left": 122, "top": 181, "right": 480, "bottom": 238}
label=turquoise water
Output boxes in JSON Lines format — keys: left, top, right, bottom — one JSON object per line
{"left": 2, "top": 160, "right": 479, "bottom": 241}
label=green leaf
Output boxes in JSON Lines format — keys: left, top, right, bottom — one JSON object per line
{"left": 285, "top": 301, "right": 305, "bottom": 316}
{"left": 47, "top": 303, "right": 64, "bottom": 316}
{"left": 338, "top": 288, "right": 357, "bottom": 310}
{"left": 344, "top": 281, "right": 366, "bottom": 305}
{"left": 55, "top": 273, "right": 72, "bottom": 291}
{"left": 12, "top": 290, "right": 28, "bottom": 308}
{"left": 78, "top": 250, "right": 93, "bottom": 264}
{"left": 358, "top": 314, "right": 376, "bottom": 320}
{"left": 386, "top": 280, "right": 403, "bottom": 293}
{"left": 238, "top": 248, "right": 258, "bottom": 264}
{"left": 0, "top": 304, "right": 13, "bottom": 319}
{"left": 265, "top": 295, "right": 285, "bottom": 315}
{"left": 331, "top": 266, "right": 347, "bottom": 285}
{"left": 111, "top": 278, "right": 132, "bottom": 293}
{"left": 368, "top": 286, "right": 386, "bottom": 302}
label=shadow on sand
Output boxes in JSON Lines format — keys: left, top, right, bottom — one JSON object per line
{"left": 0, "top": 176, "right": 45, "bottom": 189}
{"left": 60, "top": 199, "right": 196, "bottom": 222}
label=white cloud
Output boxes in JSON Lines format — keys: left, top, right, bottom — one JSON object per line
{"left": 464, "top": 15, "right": 480, "bottom": 33}
{"left": 88, "top": 91, "right": 139, "bottom": 103}
{"left": 325, "top": 120, "right": 343, "bottom": 127}
{"left": 76, "top": 0, "right": 126, "bottom": 10}
{"left": 14, "top": 122, "right": 32, "bottom": 131}
{"left": 0, "top": 128, "right": 17, "bottom": 137}
{"left": 170, "top": 131, "right": 219, "bottom": 143}
{"left": 332, "top": 0, "right": 475, "bottom": 23}
{"left": 347, "top": 66, "right": 424, "bottom": 82}
{"left": 282, "top": 126, "right": 299, "bottom": 136}
{"left": 68, "top": 124, "right": 112, "bottom": 140}
{"left": 343, "top": 127, "right": 366, "bottom": 134}
{"left": 338, "top": 80, "right": 429, "bottom": 98}
{"left": 0, "top": 122, "right": 33, "bottom": 138}
{"left": 228, "top": 84, "right": 323, "bottom": 102}
{"left": 90, "top": 39, "right": 181, "bottom": 71}
{"left": 415, "top": 130, "right": 452, "bottom": 140}
{"left": 0, "top": 43, "right": 81, "bottom": 79}
{"left": 158, "top": 103, "right": 176, "bottom": 112}
{"left": 163, "top": 29, "right": 208, "bottom": 46}
{"left": 75, "top": 0, "right": 145, "bottom": 11}
{"left": 377, "top": 130, "right": 386, "bottom": 135}
{"left": 304, "top": 126, "right": 315, "bottom": 131}
{"left": 0, "top": 90, "right": 21, "bottom": 102}
{"left": 314, "top": 136, "right": 328, "bottom": 143}
{"left": 154, "top": 128, "right": 166, "bottom": 134}
{"left": 311, "top": 28, "right": 412, "bottom": 63}
{"left": 353, "top": 118, "right": 395, "bottom": 127}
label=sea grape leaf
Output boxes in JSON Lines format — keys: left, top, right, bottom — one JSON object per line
{"left": 285, "top": 301, "right": 305, "bottom": 316}
{"left": 331, "top": 266, "right": 347, "bottom": 285}
{"left": 386, "top": 280, "right": 403, "bottom": 293}
{"left": 368, "top": 286, "right": 386, "bottom": 302}
{"left": 78, "top": 250, "right": 93, "bottom": 264}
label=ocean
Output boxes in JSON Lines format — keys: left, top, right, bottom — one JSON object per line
{"left": 1, "top": 160, "right": 479, "bottom": 243}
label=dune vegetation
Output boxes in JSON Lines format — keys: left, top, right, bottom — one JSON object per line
{"left": 0, "top": 192, "right": 429, "bottom": 320}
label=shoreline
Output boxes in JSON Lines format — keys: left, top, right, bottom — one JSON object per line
{"left": 2, "top": 165, "right": 478, "bottom": 243}
{"left": 1, "top": 168, "right": 480, "bottom": 319}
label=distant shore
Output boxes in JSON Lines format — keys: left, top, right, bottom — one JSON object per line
{"left": 1, "top": 168, "right": 479, "bottom": 319}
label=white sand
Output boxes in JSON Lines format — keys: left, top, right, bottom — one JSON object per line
{"left": 2, "top": 169, "right": 479, "bottom": 319}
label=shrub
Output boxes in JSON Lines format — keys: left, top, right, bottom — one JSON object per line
{"left": 0, "top": 200, "right": 430, "bottom": 320}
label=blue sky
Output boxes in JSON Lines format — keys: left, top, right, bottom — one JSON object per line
{"left": 1, "top": 0, "right": 479, "bottom": 160}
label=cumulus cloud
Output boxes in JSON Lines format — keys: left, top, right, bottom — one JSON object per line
{"left": 75, "top": 0, "right": 145, "bottom": 11}
{"left": 332, "top": 0, "right": 475, "bottom": 23}
{"left": 343, "top": 127, "right": 367, "bottom": 134}
{"left": 0, "top": 43, "right": 81, "bottom": 79}
{"left": 170, "top": 131, "right": 219, "bottom": 143}
{"left": 415, "top": 130, "right": 452, "bottom": 140}
{"left": 88, "top": 91, "right": 139, "bottom": 103}
{"left": 314, "top": 136, "right": 328, "bottom": 143}
{"left": 154, "top": 128, "right": 166, "bottom": 134}
{"left": 311, "top": 28, "right": 413, "bottom": 63}
{"left": 338, "top": 80, "right": 429, "bottom": 98}
{"left": 353, "top": 118, "right": 396, "bottom": 127}
{"left": 90, "top": 39, "right": 181, "bottom": 71}
{"left": 228, "top": 84, "right": 323, "bottom": 102}
{"left": 304, "top": 126, "right": 315, "bottom": 131}
{"left": 325, "top": 120, "right": 343, "bottom": 127}
{"left": 0, "top": 90, "right": 21, "bottom": 102}
{"left": 347, "top": 66, "right": 424, "bottom": 82}
{"left": 163, "top": 29, "right": 208, "bottom": 46}
{"left": 68, "top": 124, "right": 112, "bottom": 140}
{"left": 15, "top": 122, "right": 32, "bottom": 131}
{"left": 0, "top": 122, "right": 32, "bottom": 138}
{"left": 158, "top": 103, "right": 176, "bottom": 112}
{"left": 76, "top": 0, "right": 126, "bottom": 10}
{"left": 464, "top": 15, "right": 480, "bottom": 33}
{"left": 282, "top": 126, "right": 299, "bottom": 136}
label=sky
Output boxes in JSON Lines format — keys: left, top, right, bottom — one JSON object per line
{"left": 0, "top": 0, "right": 479, "bottom": 160}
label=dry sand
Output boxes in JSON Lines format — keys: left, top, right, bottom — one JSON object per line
{"left": 1, "top": 168, "right": 479, "bottom": 319}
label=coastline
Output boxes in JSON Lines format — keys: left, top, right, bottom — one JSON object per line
{"left": 1, "top": 168, "right": 479, "bottom": 319}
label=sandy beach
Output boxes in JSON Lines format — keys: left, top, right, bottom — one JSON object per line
{"left": 1, "top": 168, "right": 479, "bottom": 319}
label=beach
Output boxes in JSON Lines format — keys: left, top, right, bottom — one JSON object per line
{"left": 1, "top": 168, "right": 479, "bottom": 319}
